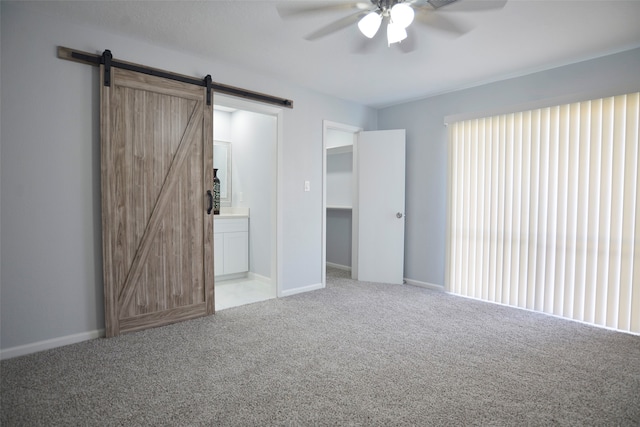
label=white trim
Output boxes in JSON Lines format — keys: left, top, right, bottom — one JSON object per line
{"left": 248, "top": 271, "right": 272, "bottom": 284}
{"left": 323, "top": 121, "right": 362, "bottom": 135}
{"left": 404, "top": 278, "right": 445, "bottom": 292}
{"left": 326, "top": 262, "right": 351, "bottom": 272}
{"left": 327, "top": 145, "right": 353, "bottom": 155}
{"left": 276, "top": 108, "right": 284, "bottom": 299}
{"left": 351, "top": 131, "right": 360, "bottom": 281}
{"left": 1, "top": 329, "right": 104, "bottom": 360}
{"left": 280, "top": 282, "right": 324, "bottom": 297}
{"left": 216, "top": 272, "right": 248, "bottom": 281}
{"left": 214, "top": 94, "right": 283, "bottom": 116}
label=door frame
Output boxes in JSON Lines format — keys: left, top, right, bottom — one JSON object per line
{"left": 322, "top": 120, "right": 362, "bottom": 287}
{"left": 214, "top": 94, "right": 283, "bottom": 297}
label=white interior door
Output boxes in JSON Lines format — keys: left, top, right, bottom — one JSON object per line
{"left": 356, "top": 129, "right": 406, "bottom": 284}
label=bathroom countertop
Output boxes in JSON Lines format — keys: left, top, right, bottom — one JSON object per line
{"left": 214, "top": 207, "right": 249, "bottom": 219}
{"left": 214, "top": 213, "right": 249, "bottom": 219}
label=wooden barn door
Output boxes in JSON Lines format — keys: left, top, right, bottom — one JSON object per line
{"left": 100, "top": 65, "right": 214, "bottom": 337}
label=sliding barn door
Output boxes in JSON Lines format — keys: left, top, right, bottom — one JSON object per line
{"left": 100, "top": 66, "right": 214, "bottom": 337}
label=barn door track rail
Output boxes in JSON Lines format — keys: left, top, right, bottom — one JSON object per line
{"left": 58, "top": 46, "right": 294, "bottom": 109}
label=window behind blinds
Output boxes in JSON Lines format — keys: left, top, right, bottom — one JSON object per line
{"left": 447, "top": 92, "right": 640, "bottom": 333}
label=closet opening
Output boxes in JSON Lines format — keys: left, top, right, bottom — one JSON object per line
{"left": 322, "top": 122, "right": 407, "bottom": 286}
{"left": 322, "top": 121, "right": 362, "bottom": 286}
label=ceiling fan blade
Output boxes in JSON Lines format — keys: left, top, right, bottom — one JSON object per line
{"left": 413, "top": 8, "right": 472, "bottom": 35}
{"left": 276, "top": 1, "right": 368, "bottom": 19}
{"left": 304, "top": 10, "right": 367, "bottom": 41}
{"left": 414, "top": 0, "right": 507, "bottom": 12}
{"left": 446, "top": 0, "right": 507, "bottom": 11}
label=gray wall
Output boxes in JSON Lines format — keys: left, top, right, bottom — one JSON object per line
{"left": 326, "top": 150, "right": 353, "bottom": 268}
{"left": 213, "top": 110, "right": 233, "bottom": 141}
{"left": 378, "top": 47, "right": 640, "bottom": 287}
{"left": 326, "top": 209, "right": 352, "bottom": 268}
{"left": 326, "top": 150, "right": 353, "bottom": 207}
{"left": 231, "top": 110, "right": 276, "bottom": 278}
{"left": 0, "top": 2, "right": 377, "bottom": 352}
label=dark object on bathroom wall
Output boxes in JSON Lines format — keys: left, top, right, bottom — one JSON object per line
{"left": 213, "top": 168, "right": 221, "bottom": 215}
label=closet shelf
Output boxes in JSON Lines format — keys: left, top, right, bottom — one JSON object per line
{"left": 327, "top": 145, "right": 353, "bottom": 155}
{"left": 327, "top": 205, "right": 352, "bottom": 210}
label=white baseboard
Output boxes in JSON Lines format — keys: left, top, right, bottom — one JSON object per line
{"left": 280, "top": 282, "right": 324, "bottom": 297}
{"left": 248, "top": 271, "right": 271, "bottom": 284}
{"left": 216, "top": 272, "right": 273, "bottom": 284}
{"left": 404, "top": 278, "right": 445, "bottom": 292}
{"left": 215, "top": 272, "right": 248, "bottom": 281}
{"left": 1, "top": 329, "right": 105, "bottom": 360}
{"left": 326, "top": 262, "right": 351, "bottom": 272}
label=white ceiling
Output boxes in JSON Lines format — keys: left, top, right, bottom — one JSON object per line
{"left": 20, "top": 0, "right": 640, "bottom": 108}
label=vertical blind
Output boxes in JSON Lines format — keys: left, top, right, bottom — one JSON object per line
{"left": 447, "top": 92, "right": 640, "bottom": 333}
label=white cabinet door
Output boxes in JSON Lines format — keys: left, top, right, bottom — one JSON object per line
{"left": 214, "top": 218, "right": 249, "bottom": 276}
{"left": 214, "top": 234, "right": 224, "bottom": 276}
{"left": 224, "top": 231, "right": 249, "bottom": 275}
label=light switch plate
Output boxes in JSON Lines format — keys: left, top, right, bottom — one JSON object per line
{"left": 304, "top": 181, "right": 310, "bottom": 192}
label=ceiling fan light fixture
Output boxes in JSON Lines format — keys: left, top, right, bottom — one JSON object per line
{"left": 358, "top": 11, "right": 382, "bottom": 38}
{"left": 390, "top": 2, "right": 414, "bottom": 29}
{"left": 386, "top": 21, "right": 407, "bottom": 46}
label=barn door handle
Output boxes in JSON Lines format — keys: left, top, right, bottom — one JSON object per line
{"left": 206, "top": 190, "right": 213, "bottom": 215}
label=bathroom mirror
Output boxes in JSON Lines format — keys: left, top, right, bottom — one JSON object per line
{"left": 214, "top": 140, "right": 232, "bottom": 206}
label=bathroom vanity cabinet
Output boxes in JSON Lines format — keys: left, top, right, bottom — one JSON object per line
{"left": 214, "top": 216, "right": 248, "bottom": 277}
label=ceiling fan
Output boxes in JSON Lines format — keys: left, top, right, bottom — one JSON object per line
{"left": 277, "top": 0, "right": 506, "bottom": 49}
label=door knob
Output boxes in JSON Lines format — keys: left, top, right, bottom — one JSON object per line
{"left": 396, "top": 212, "right": 404, "bottom": 219}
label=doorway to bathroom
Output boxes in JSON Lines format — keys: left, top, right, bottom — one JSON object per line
{"left": 213, "top": 94, "right": 282, "bottom": 310}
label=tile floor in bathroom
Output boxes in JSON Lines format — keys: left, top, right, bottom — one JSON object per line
{"left": 214, "top": 266, "right": 346, "bottom": 311}
{"left": 214, "top": 276, "right": 276, "bottom": 311}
